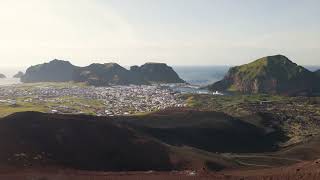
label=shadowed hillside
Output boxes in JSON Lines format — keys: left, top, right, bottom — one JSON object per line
{"left": 0, "top": 112, "right": 173, "bottom": 171}
{"left": 73, "top": 63, "right": 148, "bottom": 86}
{"left": 119, "top": 109, "right": 287, "bottom": 153}
{"left": 21, "top": 60, "right": 184, "bottom": 85}
{"left": 130, "top": 63, "right": 185, "bottom": 83}
{"left": 21, "top": 60, "right": 75, "bottom": 82}
{"left": 0, "top": 110, "right": 288, "bottom": 171}
{"left": 0, "top": 110, "right": 320, "bottom": 179}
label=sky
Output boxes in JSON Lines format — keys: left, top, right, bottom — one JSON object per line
{"left": 0, "top": 0, "right": 320, "bottom": 68}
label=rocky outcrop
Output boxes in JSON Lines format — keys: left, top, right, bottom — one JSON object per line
{"left": 130, "top": 63, "right": 185, "bottom": 83}
{"left": 208, "top": 55, "right": 319, "bottom": 95}
{"left": 0, "top": 73, "right": 6, "bottom": 78}
{"left": 21, "top": 60, "right": 184, "bottom": 86}
{"left": 73, "top": 63, "right": 148, "bottom": 86}
{"left": 13, "top": 71, "right": 24, "bottom": 78}
{"left": 21, "top": 59, "right": 75, "bottom": 83}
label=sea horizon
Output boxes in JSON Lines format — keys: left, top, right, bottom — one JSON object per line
{"left": 1, "top": 65, "right": 319, "bottom": 86}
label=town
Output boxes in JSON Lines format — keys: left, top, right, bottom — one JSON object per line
{"left": 0, "top": 83, "right": 187, "bottom": 117}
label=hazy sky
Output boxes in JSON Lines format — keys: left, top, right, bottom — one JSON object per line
{"left": 1, "top": 0, "right": 320, "bottom": 68}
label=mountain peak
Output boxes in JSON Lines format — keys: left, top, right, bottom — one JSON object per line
{"left": 261, "top": 55, "right": 295, "bottom": 66}
{"left": 21, "top": 60, "right": 184, "bottom": 85}
{"left": 208, "top": 55, "right": 319, "bottom": 95}
{"left": 130, "top": 63, "right": 184, "bottom": 83}
{"left": 49, "top": 59, "right": 73, "bottom": 65}
{"left": 144, "top": 62, "right": 167, "bottom": 65}
{"left": 21, "top": 59, "right": 75, "bottom": 83}
{"left": 103, "top": 63, "right": 123, "bottom": 69}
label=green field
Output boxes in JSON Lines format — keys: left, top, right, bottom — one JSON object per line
{"left": 0, "top": 82, "right": 105, "bottom": 117}
{"left": 0, "top": 96, "right": 106, "bottom": 117}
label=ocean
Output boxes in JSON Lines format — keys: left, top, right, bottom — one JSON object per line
{"left": 0, "top": 66, "right": 231, "bottom": 86}
{"left": 173, "top": 66, "right": 230, "bottom": 85}
{"left": 0, "top": 67, "right": 24, "bottom": 86}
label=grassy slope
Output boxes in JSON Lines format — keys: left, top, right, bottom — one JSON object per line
{"left": 0, "top": 82, "right": 104, "bottom": 117}
{"left": 233, "top": 55, "right": 310, "bottom": 81}
{"left": 0, "top": 97, "right": 105, "bottom": 117}
{"left": 210, "top": 55, "right": 317, "bottom": 94}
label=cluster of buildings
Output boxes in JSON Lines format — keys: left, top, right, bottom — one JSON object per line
{"left": 97, "top": 85, "right": 186, "bottom": 116}
{"left": 0, "top": 84, "right": 187, "bottom": 116}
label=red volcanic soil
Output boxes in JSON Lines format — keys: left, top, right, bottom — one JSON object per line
{"left": 223, "top": 159, "right": 320, "bottom": 180}
{"left": 0, "top": 111, "right": 243, "bottom": 172}
{"left": 0, "top": 112, "right": 174, "bottom": 171}
{"left": 0, "top": 110, "right": 319, "bottom": 179}
{"left": 0, "top": 159, "right": 320, "bottom": 180}
{"left": 0, "top": 110, "right": 285, "bottom": 172}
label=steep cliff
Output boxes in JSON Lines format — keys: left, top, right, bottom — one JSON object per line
{"left": 21, "top": 60, "right": 184, "bottom": 85}
{"left": 208, "top": 55, "right": 319, "bottom": 95}
{"left": 21, "top": 59, "right": 75, "bottom": 83}
{"left": 130, "top": 63, "right": 185, "bottom": 83}
{"left": 73, "top": 63, "right": 148, "bottom": 86}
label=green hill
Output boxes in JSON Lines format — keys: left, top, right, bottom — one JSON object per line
{"left": 208, "top": 55, "right": 319, "bottom": 95}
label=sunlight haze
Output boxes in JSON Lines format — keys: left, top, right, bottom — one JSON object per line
{"left": 1, "top": 0, "right": 320, "bottom": 67}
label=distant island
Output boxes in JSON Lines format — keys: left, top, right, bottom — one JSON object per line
{"left": 0, "top": 73, "right": 6, "bottom": 79}
{"left": 13, "top": 71, "right": 24, "bottom": 78}
{"left": 208, "top": 55, "right": 320, "bottom": 95}
{"left": 21, "top": 60, "right": 185, "bottom": 86}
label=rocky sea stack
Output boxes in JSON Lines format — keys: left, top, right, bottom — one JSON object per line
{"left": 13, "top": 71, "right": 24, "bottom": 78}
{"left": 208, "top": 55, "right": 319, "bottom": 95}
{"left": 21, "top": 60, "right": 184, "bottom": 86}
{"left": 0, "top": 73, "right": 6, "bottom": 78}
